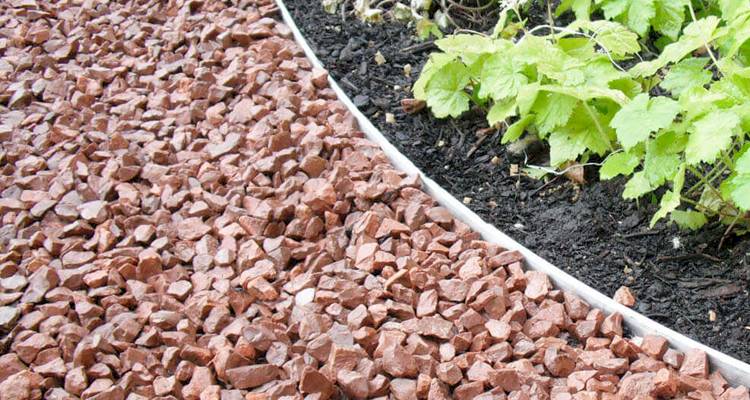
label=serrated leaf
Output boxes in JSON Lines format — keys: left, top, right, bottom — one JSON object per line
{"left": 549, "top": 103, "right": 613, "bottom": 166}
{"left": 611, "top": 94, "right": 680, "bottom": 150}
{"left": 660, "top": 58, "right": 712, "bottom": 97}
{"left": 556, "top": 0, "right": 593, "bottom": 20}
{"left": 501, "top": 115, "right": 534, "bottom": 144}
{"left": 600, "top": 0, "right": 629, "bottom": 20}
{"left": 734, "top": 144, "right": 750, "bottom": 174}
{"left": 600, "top": 151, "right": 641, "bottom": 179}
{"left": 587, "top": 20, "right": 641, "bottom": 57}
{"left": 537, "top": 84, "right": 629, "bottom": 105}
{"left": 719, "top": 0, "right": 750, "bottom": 22}
{"left": 685, "top": 110, "right": 740, "bottom": 165}
{"left": 722, "top": 173, "right": 750, "bottom": 211}
{"left": 423, "top": 60, "right": 471, "bottom": 118}
{"left": 650, "top": 190, "right": 680, "bottom": 227}
{"left": 644, "top": 131, "right": 686, "bottom": 185}
{"left": 516, "top": 84, "right": 540, "bottom": 116}
{"left": 653, "top": 0, "right": 687, "bottom": 40}
{"left": 479, "top": 53, "right": 528, "bottom": 101}
{"left": 413, "top": 53, "right": 455, "bottom": 100}
{"left": 671, "top": 209, "right": 708, "bottom": 230}
{"left": 623, "top": 171, "right": 653, "bottom": 199}
{"left": 531, "top": 93, "right": 578, "bottom": 135}
{"left": 487, "top": 99, "right": 517, "bottom": 126}
{"left": 649, "top": 164, "right": 685, "bottom": 227}
{"left": 435, "top": 35, "right": 509, "bottom": 64}
{"left": 626, "top": 0, "right": 656, "bottom": 37}
{"left": 630, "top": 16, "right": 722, "bottom": 77}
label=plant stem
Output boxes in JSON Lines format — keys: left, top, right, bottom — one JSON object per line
{"left": 687, "top": 1, "right": 723, "bottom": 76}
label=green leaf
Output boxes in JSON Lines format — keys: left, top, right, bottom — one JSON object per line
{"left": 649, "top": 164, "right": 685, "bottom": 227}
{"left": 626, "top": 0, "right": 656, "bottom": 37}
{"left": 722, "top": 173, "right": 750, "bottom": 211}
{"left": 685, "top": 110, "right": 740, "bottom": 165}
{"left": 611, "top": 94, "right": 680, "bottom": 150}
{"left": 600, "top": 151, "right": 641, "bottom": 179}
{"left": 423, "top": 60, "right": 472, "bottom": 118}
{"left": 630, "top": 16, "right": 722, "bottom": 77}
{"left": 653, "top": 0, "right": 687, "bottom": 40}
{"left": 720, "top": 144, "right": 750, "bottom": 212}
{"left": 671, "top": 209, "right": 708, "bottom": 230}
{"left": 416, "top": 19, "right": 443, "bottom": 40}
{"left": 549, "top": 103, "right": 613, "bottom": 166}
{"left": 479, "top": 53, "right": 528, "bottom": 101}
{"left": 516, "top": 84, "right": 540, "bottom": 116}
{"left": 600, "top": 0, "right": 629, "bottom": 20}
{"left": 487, "top": 99, "right": 517, "bottom": 126}
{"left": 623, "top": 171, "right": 653, "bottom": 199}
{"left": 660, "top": 58, "right": 712, "bottom": 97}
{"left": 413, "top": 53, "right": 455, "bottom": 100}
{"left": 587, "top": 20, "right": 641, "bottom": 57}
{"left": 734, "top": 144, "right": 750, "bottom": 174}
{"left": 643, "top": 131, "right": 686, "bottom": 185}
{"left": 651, "top": 190, "right": 680, "bottom": 227}
{"left": 501, "top": 115, "right": 534, "bottom": 144}
{"left": 556, "top": 0, "right": 593, "bottom": 20}
{"left": 537, "top": 84, "right": 629, "bottom": 105}
{"left": 531, "top": 93, "right": 578, "bottom": 135}
{"left": 436, "top": 35, "right": 509, "bottom": 61}
{"left": 718, "top": 0, "right": 750, "bottom": 22}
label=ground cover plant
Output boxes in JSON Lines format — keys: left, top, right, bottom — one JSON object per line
{"left": 414, "top": 0, "right": 750, "bottom": 233}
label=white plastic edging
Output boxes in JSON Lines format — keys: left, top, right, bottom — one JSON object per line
{"left": 274, "top": 0, "right": 750, "bottom": 386}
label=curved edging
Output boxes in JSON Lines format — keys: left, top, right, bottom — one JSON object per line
{"left": 274, "top": 0, "right": 750, "bottom": 386}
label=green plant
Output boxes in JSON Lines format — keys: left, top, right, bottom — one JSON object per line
{"left": 413, "top": 0, "right": 750, "bottom": 231}
{"left": 556, "top": 0, "right": 691, "bottom": 39}
{"left": 413, "top": 20, "right": 641, "bottom": 167}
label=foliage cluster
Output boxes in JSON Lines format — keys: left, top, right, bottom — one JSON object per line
{"left": 414, "top": 0, "right": 750, "bottom": 231}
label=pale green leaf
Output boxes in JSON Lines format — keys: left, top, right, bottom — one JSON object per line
{"left": 549, "top": 103, "right": 614, "bottom": 166}
{"left": 537, "top": 84, "right": 629, "bottom": 105}
{"left": 623, "top": 171, "right": 653, "bottom": 199}
{"left": 423, "top": 60, "right": 471, "bottom": 118}
{"left": 587, "top": 20, "right": 641, "bottom": 57}
{"left": 611, "top": 94, "right": 680, "bottom": 150}
{"left": 556, "top": 0, "right": 593, "bottom": 20}
{"left": 516, "top": 84, "right": 540, "bottom": 116}
{"left": 685, "top": 110, "right": 740, "bottom": 165}
{"left": 487, "top": 99, "right": 517, "bottom": 126}
{"left": 671, "top": 209, "right": 708, "bottom": 230}
{"left": 650, "top": 189, "right": 680, "bottom": 227}
{"left": 600, "top": 0, "right": 629, "bottom": 20}
{"left": 718, "top": 0, "right": 750, "bottom": 22}
{"left": 626, "top": 0, "right": 656, "bottom": 37}
{"left": 630, "top": 16, "right": 722, "bottom": 77}
{"left": 531, "top": 93, "right": 578, "bottom": 135}
{"left": 413, "top": 53, "right": 455, "bottom": 100}
{"left": 643, "top": 131, "right": 686, "bottom": 185}
{"left": 501, "top": 115, "right": 534, "bottom": 144}
{"left": 722, "top": 173, "right": 750, "bottom": 211}
{"left": 653, "top": 0, "right": 687, "bottom": 40}
{"left": 479, "top": 53, "right": 528, "bottom": 101}
{"left": 600, "top": 151, "right": 641, "bottom": 179}
{"left": 435, "top": 35, "right": 510, "bottom": 62}
{"left": 660, "top": 58, "right": 712, "bottom": 97}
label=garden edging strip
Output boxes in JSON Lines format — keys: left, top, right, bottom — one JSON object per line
{"left": 274, "top": 0, "right": 750, "bottom": 385}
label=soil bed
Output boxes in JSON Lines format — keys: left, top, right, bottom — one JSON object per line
{"left": 284, "top": 0, "right": 750, "bottom": 363}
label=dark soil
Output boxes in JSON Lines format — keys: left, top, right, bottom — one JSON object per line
{"left": 283, "top": 0, "right": 750, "bottom": 362}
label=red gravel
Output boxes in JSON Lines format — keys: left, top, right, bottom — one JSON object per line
{"left": 0, "top": 0, "right": 748, "bottom": 399}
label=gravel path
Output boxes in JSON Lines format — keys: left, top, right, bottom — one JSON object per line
{"left": 0, "top": 0, "right": 748, "bottom": 399}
